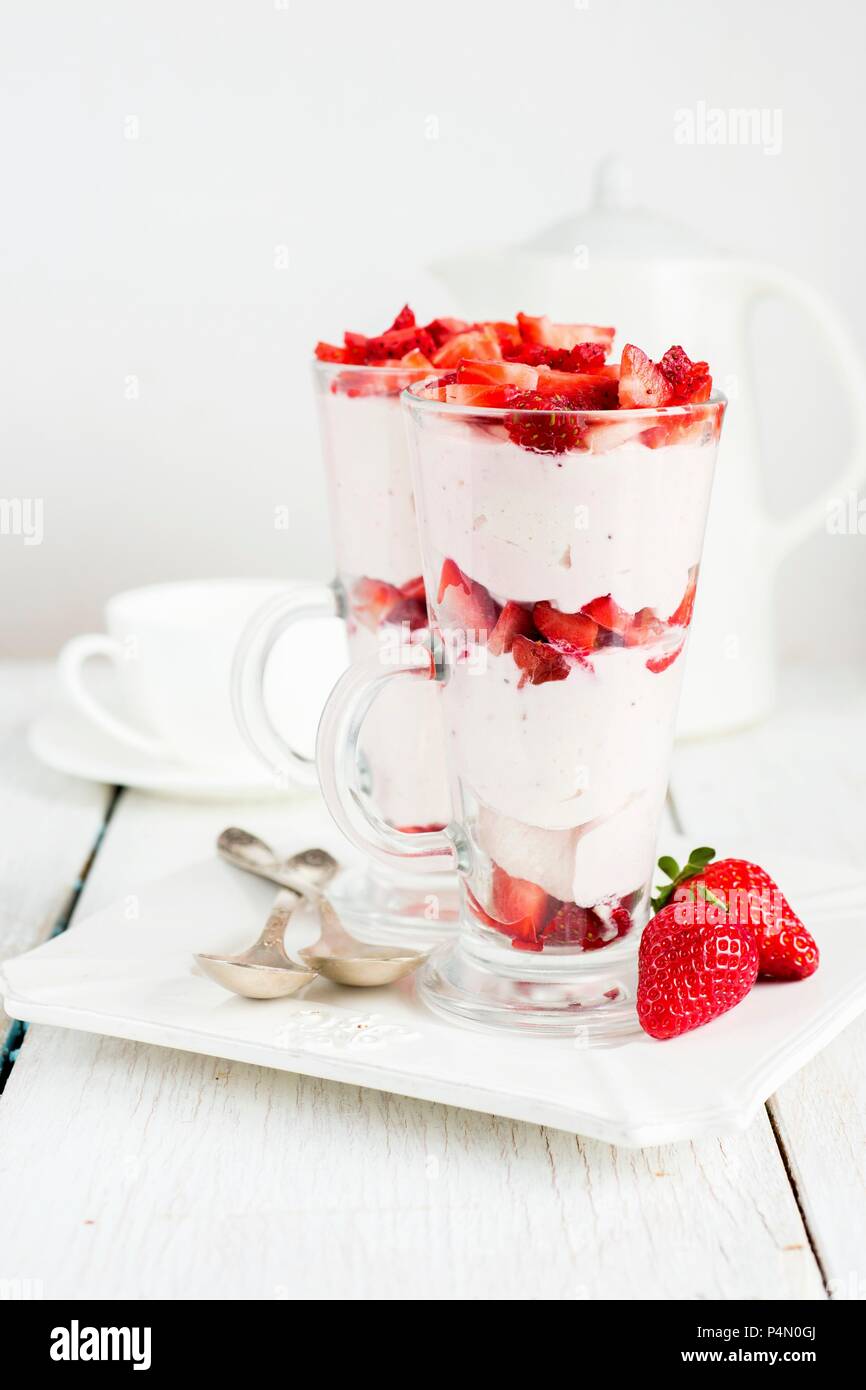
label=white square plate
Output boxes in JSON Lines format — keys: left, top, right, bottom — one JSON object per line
{"left": 3, "top": 837, "right": 865, "bottom": 1147}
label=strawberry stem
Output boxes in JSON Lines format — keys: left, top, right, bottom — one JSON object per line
{"left": 651, "top": 845, "right": 716, "bottom": 913}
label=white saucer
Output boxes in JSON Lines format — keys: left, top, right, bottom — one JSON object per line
{"left": 4, "top": 833, "right": 866, "bottom": 1146}
{"left": 29, "top": 702, "right": 288, "bottom": 799}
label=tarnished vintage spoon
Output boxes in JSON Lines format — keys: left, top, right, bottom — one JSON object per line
{"left": 195, "top": 844, "right": 338, "bottom": 998}
{"left": 195, "top": 888, "right": 318, "bottom": 999}
{"left": 217, "top": 828, "right": 428, "bottom": 987}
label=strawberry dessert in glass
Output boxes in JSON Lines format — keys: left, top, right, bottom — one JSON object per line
{"left": 316, "top": 313, "right": 725, "bottom": 1035}
{"left": 234, "top": 307, "right": 484, "bottom": 941}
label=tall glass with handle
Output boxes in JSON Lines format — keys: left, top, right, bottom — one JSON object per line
{"left": 317, "top": 380, "right": 726, "bottom": 1036}
{"left": 233, "top": 358, "right": 456, "bottom": 941}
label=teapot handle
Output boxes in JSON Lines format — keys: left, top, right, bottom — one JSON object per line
{"left": 751, "top": 265, "right": 866, "bottom": 559}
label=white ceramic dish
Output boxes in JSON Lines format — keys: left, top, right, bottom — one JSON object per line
{"left": 29, "top": 702, "right": 289, "bottom": 799}
{"left": 3, "top": 839, "right": 865, "bottom": 1147}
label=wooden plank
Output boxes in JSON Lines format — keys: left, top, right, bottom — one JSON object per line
{"left": 672, "top": 661, "right": 866, "bottom": 1298}
{"left": 0, "top": 786, "right": 824, "bottom": 1299}
{"left": 0, "top": 663, "right": 112, "bottom": 1040}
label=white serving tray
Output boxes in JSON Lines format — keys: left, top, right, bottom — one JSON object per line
{"left": 3, "top": 841, "right": 866, "bottom": 1147}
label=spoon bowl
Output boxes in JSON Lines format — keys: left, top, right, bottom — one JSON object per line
{"left": 195, "top": 953, "right": 317, "bottom": 1000}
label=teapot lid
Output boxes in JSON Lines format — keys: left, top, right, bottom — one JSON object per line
{"left": 522, "top": 156, "right": 719, "bottom": 259}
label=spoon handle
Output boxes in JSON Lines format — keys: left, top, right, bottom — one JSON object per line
{"left": 255, "top": 890, "right": 301, "bottom": 951}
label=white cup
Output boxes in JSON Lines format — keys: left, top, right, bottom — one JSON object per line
{"left": 57, "top": 579, "right": 345, "bottom": 776}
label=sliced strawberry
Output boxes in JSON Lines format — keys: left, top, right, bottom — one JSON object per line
{"left": 505, "top": 341, "right": 609, "bottom": 373}
{"left": 624, "top": 606, "right": 667, "bottom": 647}
{"left": 351, "top": 576, "right": 403, "bottom": 630}
{"left": 492, "top": 864, "right": 552, "bottom": 946}
{"left": 658, "top": 346, "right": 712, "bottom": 404}
{"left": 618, "top": 344, "right": 675, "bottom": 408}
{"left": 535, "top": 369, "right": 619, "bottom": 409}
{"left": 315, "top": 340, "right": 350, "bottom": 363}
{"left": 423, "top": 316, "right": 470, "bottom": 348}
{"left": 540, "top": 903, "right": 613, "bottom": 950}
{"left": 503, "top": 392, "right": 586, "bottom": 455}
{"left": 432, "top": 326, "right": 502, "bottom": 368}
{"left": 580, "top": 594, "right": 633, "bottom": 638}
{"left": 668, "top": 566, "right": 698, "bottom": 626}
{"left": 487, "top": 600, "right": 537, "bottom": 656}
{"left": 399, "top": 348, "right": 434, "bottom": 370}
{"left": 484, "top": 320, "right": 522, "bottom": 351}
{"left": 532, "top": 600, "right": 599, "bottom": 652}
{"left": 443, "top": 382, "right": 515, "bottom": 408}
{"left": 517, "top": 313, "right": 615, "bottom": 352}
{"left": 382, "top": 596, "right": 427, "bottom": 631}
{"left": 456, "top": 359, "right": 538, "bottom": 390}
{"left": 646, "top": 640, "right": 685, "bottom": 673}
{"left": 511, "top": 634, "right": 570, "bottom": 687}
{"left": 388, "top": 305, "right": 416, "bottom": 332}
{"left": 436, "top": 558, "right": 500, "bottom": 637}
{"left": 400, "top": 575, "right": 426, "bottom": 601}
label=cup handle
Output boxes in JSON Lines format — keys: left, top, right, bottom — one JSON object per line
{"left": 752, "top": 264, "right": 866, "bottom": 559}
{"left": 316, "top": 638, "right": 461, "bottom": 871}
{"left": 57, "top": 634, "right": 171, "bottom": 757}
{"left": 232, "top": 582, "right": 344, "bottom": 789}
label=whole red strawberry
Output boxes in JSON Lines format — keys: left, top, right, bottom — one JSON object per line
{"left": 637, "top": 902, "right": 759, "bottom": 1040}
{"left": 653, "top": 847, "right": 819, "bottom": 982}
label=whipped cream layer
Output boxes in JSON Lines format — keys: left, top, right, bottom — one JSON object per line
{"left": 318, "top": 390, "right": 422, "bottom": 586}
{"left": 418, "top": 418, "right": 714, "bottom": 617}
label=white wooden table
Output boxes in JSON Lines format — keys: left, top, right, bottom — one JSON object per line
{"left": 0, "top": 659, "right": 864, "bottom": 1301}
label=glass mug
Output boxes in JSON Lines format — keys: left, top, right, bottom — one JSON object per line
{"left": 317, "top": 381, "right": 726, "bottom": 1036}
{"left": 233, "top": 358, "right": 457, "bottom": 941}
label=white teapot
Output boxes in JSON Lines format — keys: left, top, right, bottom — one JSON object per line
{"left": 431, "top": 160, "right": 866, "bottom": 736}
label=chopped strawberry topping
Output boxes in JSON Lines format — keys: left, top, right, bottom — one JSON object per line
{"left": 487, "top": 600, "right": 537, "bottom": 656}
{"left": 580, "top": 594, "right": 633, "bottom": 637}
{"left": 444, "top": 382, "right": 519, "bottom": 408}
{"left": 436, "top": 558, "right": 501, "bottom": 638}
{"left": 534, "top": 369, "right": 619, "bottom": 409}
{"left": 505, "top": 341, "right": 608, "bottom": 373}
{"left": 503, "top": 392, "right": 587, "bottom": 455}
{"left": 618, "top": 344, "right": 674, "bottom": 408}
{"left": 658, "top": 346, "right": 712, "bottom": 404}
{"left": 383, "top": 596, "right": 427, "bottom": 631}
{"left": 456, "top": 359, "right": 539, "bottom": 390}
{"left": 619, "top": 343, "right": 713, "bottom": 408}
{"left": 532, "top": 601, "right": 599, "bottom": 652}
{"left": 400, "top": 575, "right": 426, "bottom": 601}
{"left": 511, "top": 635, "right": 571, "bottom": 687}
{"left": 432, "top": 326, "right": 502, "bottom": 368}
{"left": 517, "top": 313, "right": 615, "bottom": 352}
{"left": 350, "top": 577, "right": 403, "bottom": 631}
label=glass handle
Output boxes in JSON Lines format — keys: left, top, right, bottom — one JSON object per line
{"left": 232, "top": 582, "right": 341, "bottom": 788}
{"left": 316, "top": 638, "right": 460, "bottom": 871}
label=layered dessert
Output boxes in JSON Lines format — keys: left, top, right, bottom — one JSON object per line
{"left": 314, "top": 307, "right": 478, "bottom": 831}
{"left": 405, "top": 316, "right": 723, "bottom": 952}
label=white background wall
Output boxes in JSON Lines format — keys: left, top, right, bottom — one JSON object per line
{"left": 2, "top": 0, "right": 865, "bottom": 659}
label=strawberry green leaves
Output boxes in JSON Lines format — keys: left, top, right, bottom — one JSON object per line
{"left": 651, "top": 846, "right": 716, "bottom": 912}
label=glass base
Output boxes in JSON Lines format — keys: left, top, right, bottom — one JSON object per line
{"left": 417, "top": 929, "right": 642, "bottom": 1042}
{"left": 328, "top": 863, "right": 459, "bottom": 949}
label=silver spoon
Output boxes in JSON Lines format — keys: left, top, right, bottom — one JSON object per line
{"left": 217, "top": 828, "right": 428, "bottom": 987}
{"left": 195, "top": 888, "right": 317, "bottom": 999}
